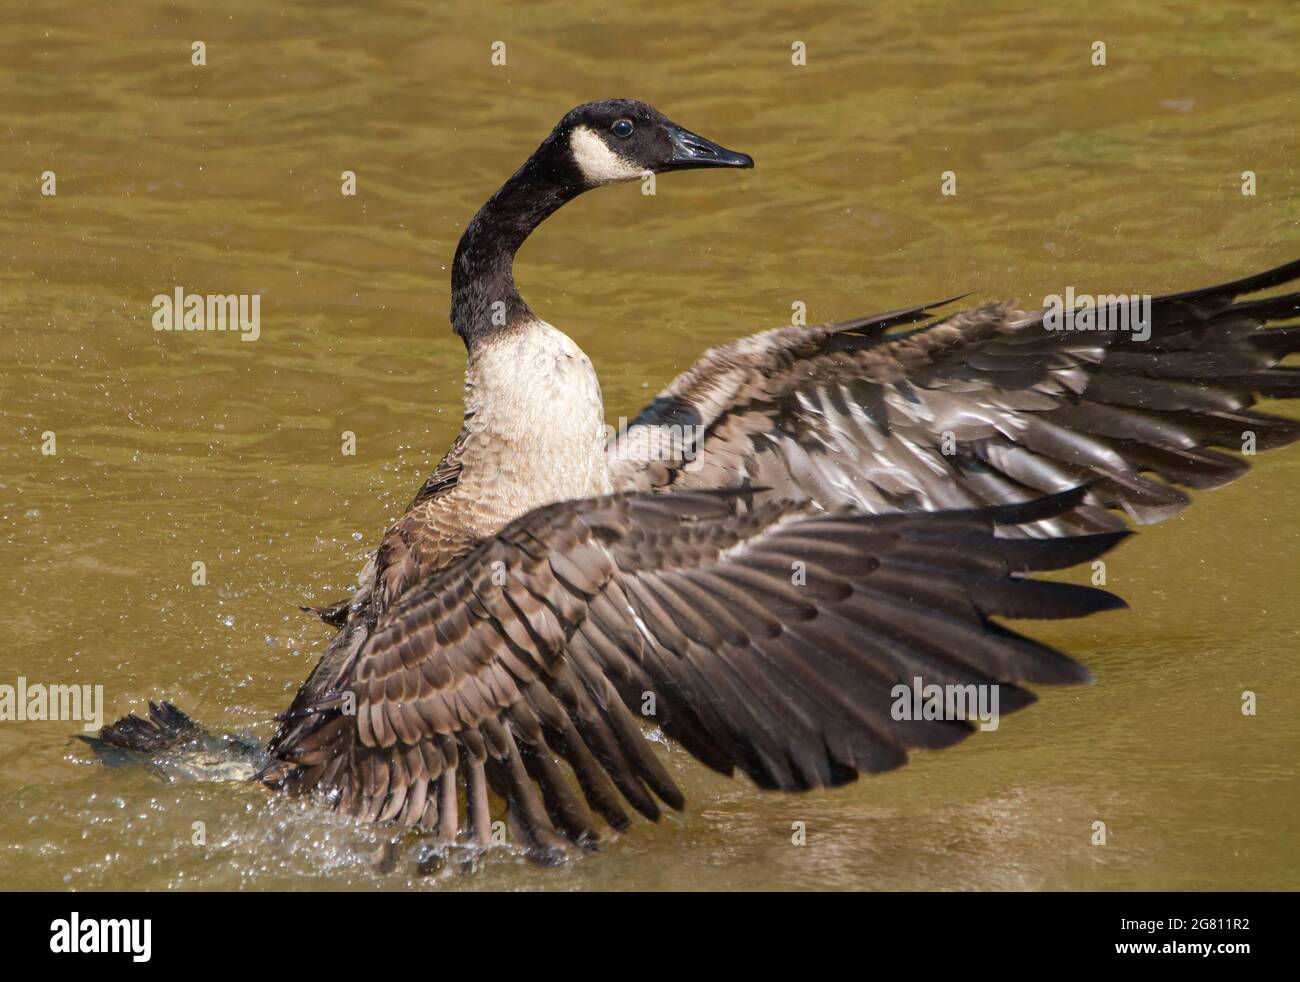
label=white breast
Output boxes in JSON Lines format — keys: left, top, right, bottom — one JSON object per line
{"left": 457, "top": 319, "right": 612, "bottom": 529}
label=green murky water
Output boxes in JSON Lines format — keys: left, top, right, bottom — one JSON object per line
{"left": 2, "top": 0, "right": 1298, "bottom": 890}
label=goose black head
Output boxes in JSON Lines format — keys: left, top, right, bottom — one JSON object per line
{"left": 555, "top": 99, "right": 753, "bottom": 187}
{"left": 451, "top": 100, "right": 752, "bottom": 346}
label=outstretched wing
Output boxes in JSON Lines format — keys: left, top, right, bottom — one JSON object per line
{"left": 609, "top": 259, "right": 1300, "bottom": 534}
{"left": 261, "top": 487, "right": 1125, "bottom": 861}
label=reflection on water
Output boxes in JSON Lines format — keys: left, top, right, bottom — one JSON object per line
{"left": 1, "top": 0, "right": 1297, "bottom": 890}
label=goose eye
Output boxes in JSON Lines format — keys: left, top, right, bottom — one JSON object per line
{"left": 611, "top": 119, "right": 634, "bottom": 138}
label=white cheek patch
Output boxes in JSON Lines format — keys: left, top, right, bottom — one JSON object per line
{"left": 569, "top": 126, "right": 644, "bottom": 185}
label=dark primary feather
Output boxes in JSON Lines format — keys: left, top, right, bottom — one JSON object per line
{"left": 610, "top": 258, "right": 1300, "bottom": 535}
{"left": 260, "top": 487, "right": 1125, "bottom": 858}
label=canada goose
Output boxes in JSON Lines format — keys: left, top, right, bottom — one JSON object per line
{"left": 88, "top": 99, "right": 1300, "bottom": 864}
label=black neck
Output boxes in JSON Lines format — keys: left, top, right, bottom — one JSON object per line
{"left": 450, "top": 136, "right": 586, "bottom": 349}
